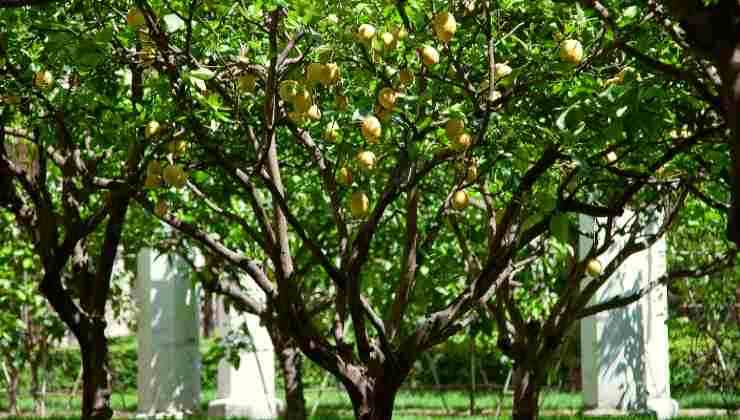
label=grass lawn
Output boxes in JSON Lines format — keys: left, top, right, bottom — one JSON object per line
{"left": 0, "top": 416, "right": 735, "bottom": 420}
{"left": 304, "top": 388, "right": 739, "bottom": 411}
{"left": 307, "top": 417, "right": 730, "bottom": 420}
{"left": 1, "top": 388, "right": 738, "bottom": 418}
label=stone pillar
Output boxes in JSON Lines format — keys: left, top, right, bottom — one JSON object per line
{"left": 136, "top": 248, "right": 201, "bottom": 417}
{"left": 579, "top": 211, "right": 678, "bottom": 418}
{"left": 106, "top": 245, "right": 134, "bottom": 338}
{"left": 208, "top": 280, "right": 279, "bottom": 419}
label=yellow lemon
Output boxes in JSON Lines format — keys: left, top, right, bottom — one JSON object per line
{"left": 357, "top": 150, "right": 376, "bottom": 171}
{"left": 421, "top": 45, "right": 440, "bottom": 66}
{"left": 361, "top": 115, "right": 382, "bottom": 142}
{"left": 378, "top": 87, "right": 398, "bottom": 110}
{"left": 451, "top": 190, "right": 469, "bottom": 210}
{"left": 349, "top": 191, "right": 370, "bottom": 218}
{"left": 560, "top": 39, "right": 584, "bottom": 65}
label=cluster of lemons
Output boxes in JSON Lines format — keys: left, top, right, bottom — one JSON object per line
{"left": 141, "top": 121, "right": 189, "bottom": 217}
{"left": 280, "top": 62, "right": 341, "bottom": 124}
{"left": 125, "top": 7, "right": 588, "bottom": 223}
{"left": 343, "top": 12, "right": 473, "bottom": 218}
{"left": 127, "top": 8, "right": 157, "bottom": 66}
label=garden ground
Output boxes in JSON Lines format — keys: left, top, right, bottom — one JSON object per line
{"left": 1, "top": 389, "right": 738, "bottom": 419}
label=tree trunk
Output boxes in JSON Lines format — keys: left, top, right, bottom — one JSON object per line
{"left": 30, "top": 338, "right": 49, "bottom": 416}
{"left": 345, "top": 378, "right": 399, "bottom": 420}
{"left": 512, "top": 365, "right": 541, "bottom": 420}
{"left": 30, "top": 355, "right": 41, "bottom": 415}
{"left": 202, "top": 289, "right": 214, "bottom": 338}
{"left": 79, "top": 320, "right": 113, "bottom": 420}
{"left": 719, "top": 39, "right": 740, "bottom": 247}
{"left": 5, "top": 361, "right": 20, "bottom": 415}
{"left": 469, "top": 328, "right": 476, "bottom": 416}
{"left": 275, "top": 338, "right": 307, "bottom": 420}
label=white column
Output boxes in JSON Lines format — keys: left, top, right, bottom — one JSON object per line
{"left": 136, "top": 248, "right": 201, "bottom": 417}
{"left": 208, "top": 278, "right": 279, "bottom": 419}
{"left": 579, "top": 211, "right": 677, "bottom": 418}
{"left": 106, "top": 244, "right": 134, "bottom": 338}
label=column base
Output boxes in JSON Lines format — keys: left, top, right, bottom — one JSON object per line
{"left": 207, "top": 397, "right": 283, "bottom": 419}
{"left": 646, "top": 398, "right": 679, "bottom": 419}
{"left": 583, "top": 399, "right": 679, "bottom": 419}
{"left": 134, "top": 409, "right": 199, "bottom": 420}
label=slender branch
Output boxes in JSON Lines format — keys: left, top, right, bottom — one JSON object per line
{"left": 576, "top": 250, "right": 737, "bottom": 319}
{"left": 0, "top": 0, "right": 56, "bottom": 7}
{"left": 186, "top": 179, "right": 274, "bottom": 254}
{"left": 277, "top": 30, "right": 306, "bottom": 69}
{"left": 575, "top": 189, "right": 689, "bottom": 313}
{"left": 134, "top": 194, "right": 276, "bottom": 298}
{"left": 387, "top": 187, "right": 419, "bottom": 341}
{"left": 577, "top": 0, "right": 721, "bottom": 110}
{"left": 287, "top": 124, "right": 349, "bottom": 251}
{"left": 395, "top": 0, "right": 412, "bottom": 32}
{"left": 256, "top": 170, "right": 347, "bottom": 287}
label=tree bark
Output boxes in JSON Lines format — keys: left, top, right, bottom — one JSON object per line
{"left": 0, "top": 0, "right": 57, "bottom": 7}
{"left": 202, "top": 289, "right": 214, "bottom": 338}
{"left": 512, "top": 365, "right": 541, "bottom": 420}
{"left": 79, "top": 320, "right": 113, "bottom": 420}
{"left": 345, "top": 377, "right": 400, "bottom": 420}
{"left": 274, "top": 337, "right": 307, "bottom": 420}
{"left": 718, "top": 39, "right": 740, "bottom": 246}
{"left": 660, "top": 1, "right": 740, "bottom": 245}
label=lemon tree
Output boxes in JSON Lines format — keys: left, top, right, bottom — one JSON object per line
{"left": 2, "top": 1, "right": 738, "bottom": 420}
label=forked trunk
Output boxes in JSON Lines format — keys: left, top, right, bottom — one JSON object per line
{"left": 275, "top": 337, "right": 307, "bottom": 420}
{"left": 512, "top": 365, "right": 541, "bottom": 420}
{"left": 346, "top": 377, "right": 400, "bottom": 420}
{"left": 79, "top": 321, "right": 113, "bottom": 420}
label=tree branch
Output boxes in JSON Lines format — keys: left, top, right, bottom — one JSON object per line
{"left": 134, "top": 194, "right": 276, "bottom": 298}
{"left": 576, "top": 249, "right": 737, "bottom": 319}
{"left": 0, "top": 0, "right": 56, "bottom": 7}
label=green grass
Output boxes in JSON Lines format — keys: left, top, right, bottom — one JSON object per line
{"left": 304, "top": 389, "right": 583, "bottom": 411}
{"left": 1, "top": 388, "right": 737, "bottom": 418}
{"left": 303, "top": 389, "right": 739, "bottom": 411}
{"left": 0, "top": 416, "right": 735, "bottom": 420}
{"left": 307, "top": 417, "right": 731, "bottom": 420}
{"left": 674, "top": 391, "right": 740, "bottom": 410}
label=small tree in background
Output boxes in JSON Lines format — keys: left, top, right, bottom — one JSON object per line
{"left": 0, "top": 211, "right": 67, "bottom": 415}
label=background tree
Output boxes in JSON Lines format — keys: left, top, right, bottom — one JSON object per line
{"left": 0, "top": 211, "right": 66, "bottom": 415}
{"left": 0, "top": 4, "right": 152, "bottom": 418}
{"left": 133, "top": 223, "right": 311, "bottom": 420}
{"left": 567, "top": 0, "right": 740, "bottom": 246}
{"left": 667, "top": 198, "right": 740, "bottom": 402}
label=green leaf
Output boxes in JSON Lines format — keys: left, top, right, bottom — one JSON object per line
{"left": 619, "top": 6, "right": 639, "bottom": 27}
{"left": 616, "top": 105, "right": 628, "bottom": 118}
{"left": 550, "top": 213, "right": 570, "bottom": 243}
{"left": 556, "top": 104, "right": 577, "bottom": 131}
{"left": 190, "top": 67, "right": 216, "bottom": 80}
{"left": 163, "top": 14, "right": 186, "bottom": 33}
